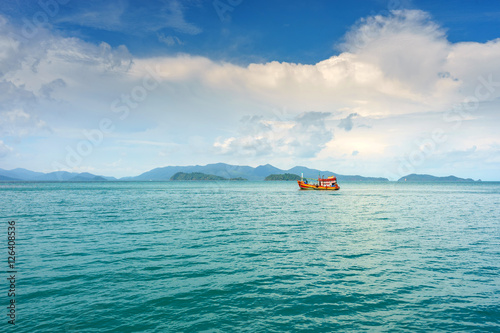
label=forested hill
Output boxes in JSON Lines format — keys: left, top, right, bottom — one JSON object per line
{"left": 264, "top": 173, "right": 301, "bottom": 181}
{"left": 398, "top": 174, "right": 478, "bottom": 182}
{"left": 170, "top": 172, "right": 247, "bottom": 181}
{"left": 170, "top": 172, "right": 226, "bottom": 180}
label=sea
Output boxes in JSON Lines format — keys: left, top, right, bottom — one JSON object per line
{"left": 1, "top": 181, "right": 499, "bottom": 332}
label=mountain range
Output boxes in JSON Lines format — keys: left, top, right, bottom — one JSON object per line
{"left": 116, "top": 163, "right": 389, "bottom": 182}
{"left": 0, "top": 163, "right": 388, "bottom": 182}
{"left": 0, "top": 169, "right": 116, "bottom": 182}
{"left": 0, "top": 164, "right": 480, "bottom": 182}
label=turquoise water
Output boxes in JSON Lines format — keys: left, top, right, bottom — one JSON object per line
{"left": 1, "top": 181, "right": 499, "bottom": 332}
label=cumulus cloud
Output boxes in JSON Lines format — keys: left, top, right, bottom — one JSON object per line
{"left": 0, "top": 109, "right": 51, "bottom": 137}
{"left": 213, "top": 111, "right": 333, "bottom": 158}
{"left": 0, "top": 80, "right": 50, "bottom": 137}
{"left": 0, "top": 140, "right": 13, "bottom": 157}
{"left": 0, "top": 16, "right": 133, "bottom": 140}
{"left": 0, "top": 80, "right": 36, "bottom": 106}
{"left": 291, "top": 112, "right": 334, "bottom": 157}
{"left": 446, "top": 39, "right": 500, "bottom": 99}
{"left": 0, "top": 16, "right": 132, "bottom": 97}
{"left": 342, "top": 10, "right": 500, "bottom": 103}
{"left": 132, "top": 12, "right": 458, "bottom": 116}
{"left": 0, "top": 15, "right": 132, "bottom": 90}
{"left": 3, "top": 10, "right": 500, "bottom": 122}
{"left": 1, "top": 9, "right": 500, "bottom": 178}
{"left": 129, "top": 9, "right": 500, "bottom": 119}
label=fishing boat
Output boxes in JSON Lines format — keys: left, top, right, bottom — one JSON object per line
{"left": 297, "top": 173, "right": 340, "bottom": 191}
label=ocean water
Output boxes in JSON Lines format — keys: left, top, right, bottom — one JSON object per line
{"left": 1, "top": 181, "right": 499, "bottom": 332}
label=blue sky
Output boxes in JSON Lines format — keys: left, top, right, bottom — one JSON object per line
{"left": 1, "top": 0, "right": 500, "bottom": 179}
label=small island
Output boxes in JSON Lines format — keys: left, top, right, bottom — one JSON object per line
{"left": 170, "top": 172, "right": 247, "bottom": 181}
{"left": 264, "top": 173, "right": 301, "bottom": 181}
{"left": 70, "top": 173, "right": 108, "bottom": 181}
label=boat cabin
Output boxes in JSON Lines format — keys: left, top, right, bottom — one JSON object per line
{"left": 318, "top": 176, "right": 337, "bottom": 187}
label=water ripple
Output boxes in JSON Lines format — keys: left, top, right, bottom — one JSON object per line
{"left": 1, "top": 181, "right": 499, "bottom": 332}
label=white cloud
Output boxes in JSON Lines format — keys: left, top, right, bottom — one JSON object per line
{"left": 1, "top": 10, "right": 500, "bottom": 178}
{"left": 0, "top": 16, "right": 132, "bottom": 99}
{"left": 446, "top": 39, "right": 500, "bottom": 98}
{"left": 213, "top": 112, "right": 333, "bottom": 158}
{"left": 133, "top": 28, "right": 455, "bottom": 118}
{"left": 54, "top": 1, "right": 126, "bottom": 31}
{"left": 0, "top": 16, "right": 135, "bottom": 142}
{"left": 342, "top": 10, "right": 456, "bottom": 103}
{"left": 53, "top": 0, "right": 201, "bottom": 35}
{"left": 128, "top": 10, "right": 498, "bottom": 120}
{"left": 157, "top": 0, "right": 202, "bottom": 35}
{"left": 0, "top": 108, "right": 51, "bottom": 137}
{"left": 0, "top": 140, "right": 13, "bottom": 157}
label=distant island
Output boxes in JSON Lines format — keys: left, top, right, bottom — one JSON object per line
{"left": 398, "top": 174, "right": 479, "bottom": 182}
{"left": 0, "top": 170, "right": 113, "bottom": 182}
{"left": 170, "top": 172, "right": 247, "bottom": 181}
{"left": 0, "top": 164, "right": 391, "bottom": 182}
{"left": 0, "top": 164, "right": 485, "bottom": 182}
{"left": 70, "top": 174, "right": 108, "bottom": 181}
{"left": 264, "top": 173, "right": 301, "bottom": 181}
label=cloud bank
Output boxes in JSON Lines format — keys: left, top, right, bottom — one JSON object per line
{"left": 0, "top": 9, "right": 499, "bottom": 179}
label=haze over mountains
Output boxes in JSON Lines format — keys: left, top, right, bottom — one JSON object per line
{"left": 0, "top": 168, "right": 115, "bottom": 181}
{"left": 0, "top": 164, "right": 481, "bottom": 182}
{"left": 0, "top": 163, "right": 386, "bottom": 182}
{"left": 120, "top": 163, "right": 389, "bottom": 182}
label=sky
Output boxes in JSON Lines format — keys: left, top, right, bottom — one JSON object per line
{"left": 0, "top": 0, "right": 499, "bottom": 180}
